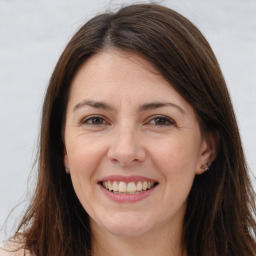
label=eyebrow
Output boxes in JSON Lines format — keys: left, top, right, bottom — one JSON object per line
{"left": 73, "top": 100, "right": 114, "bottom": 112}
{"left": 73, "top": 100, "right": 185, "bottom": 114}
{"left": 139, "top": 102, "right": 185, "bottom": 114}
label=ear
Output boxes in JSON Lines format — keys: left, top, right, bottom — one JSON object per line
{"left": 196, "top": 130, "right": 219, "bottom": 175}
{"left": 64, "top": 149, "right": 70, "bottom": 174}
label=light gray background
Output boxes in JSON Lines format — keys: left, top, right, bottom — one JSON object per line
{"left": 1, "top": 0, "right": 255, "bottom": 241}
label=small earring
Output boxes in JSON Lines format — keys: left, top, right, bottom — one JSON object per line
{"left": 201, "top": 162, "right": 211, "bottom": 171}
{"left": 205, "top": 162, "right": 211, "bottom": 171}
{"left": 65, "top": 167, "right": 70, "bottom": 173}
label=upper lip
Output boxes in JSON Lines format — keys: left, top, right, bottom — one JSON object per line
{"left": 98, "top": 175, "right": 158, "bottom": 183}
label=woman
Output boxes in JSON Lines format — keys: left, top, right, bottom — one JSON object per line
{"left": 1, "top": 3, "right": 255, "bottom": 256}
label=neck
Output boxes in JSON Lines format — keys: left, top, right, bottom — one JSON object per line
{"left": 91, "top": 221, "right": 187, "bottom": 256}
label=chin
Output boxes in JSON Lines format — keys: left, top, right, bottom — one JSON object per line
{"left": 96, "top": 212, "right": 153, "bottom": 237}
{"left": 106, "top": 224, "right": 150, "bottom": 238}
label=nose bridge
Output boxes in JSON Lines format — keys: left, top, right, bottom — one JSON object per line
{"left": 107, "top": 119, "right": 145, "bottom": 166}
{"left": 117, "top": 120, "right": 136, "bottom": 152}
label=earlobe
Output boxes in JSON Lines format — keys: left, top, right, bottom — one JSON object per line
{"left": 196, "top": 130, "right": 219, "bottom": 175}
{"left": 200, "top": 161, "right": 211, "bottom": 172}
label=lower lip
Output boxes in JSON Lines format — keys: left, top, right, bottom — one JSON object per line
{"left": 99, "top": 185, "right": 157, "bottom": 203}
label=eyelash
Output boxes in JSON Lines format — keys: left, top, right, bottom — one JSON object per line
{"left": 81, "top": 115, "right": 108, "bottom": 126}
{"left": 80, "top": 115, "right": 174, "bottom": 127}
{"left": 147, "top": 115, "right": 174, "bottom": 126}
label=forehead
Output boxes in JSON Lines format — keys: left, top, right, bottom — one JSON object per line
{"left": 68, "top": 50, "right": 193, "bottom": 114}
{"left": 71, "top": 50, "right": 162, "bottom": 89}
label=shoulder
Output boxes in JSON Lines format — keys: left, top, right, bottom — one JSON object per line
{"left": 0, "top": 242, "right": 32, "bottom": 256}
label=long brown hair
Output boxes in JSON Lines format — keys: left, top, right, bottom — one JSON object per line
{"left": 12, "top": 4, "right": 256, "bottom": 256}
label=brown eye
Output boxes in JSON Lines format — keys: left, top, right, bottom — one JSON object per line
{"left": 149, "top": 116, "right": 174, "bottom": 126}
{"left": 82, "top": 116, "right": 106, "bottom": 125}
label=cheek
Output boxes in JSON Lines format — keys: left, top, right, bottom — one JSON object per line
{"left": 66, "top": 136, "right": 105, "bottom": 173}
{"left": 151, "top": 137, "right": 200, "bottom": 173}
{"left": 67, "top": 144, "right": 99, "bottom": 211}
{"left": 149, "top": 135, "right": 201, "bottom": 198}
{"left": 65, "top": 141, "right": 100, "bottom": 200}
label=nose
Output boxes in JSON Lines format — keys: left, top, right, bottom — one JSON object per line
{"left": 107, "top": 124, "right": 146, "bottom": 167}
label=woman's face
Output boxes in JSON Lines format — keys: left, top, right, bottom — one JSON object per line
{"left": 64, "top": 50, "right": 212, "bottom": 238}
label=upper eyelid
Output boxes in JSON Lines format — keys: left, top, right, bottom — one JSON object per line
{"left": 78, "top": 114, "right": 175, "bottom": 125}
{"left": 80, "top": 115, "right": 108, "bottom": 124}
{"left": 146, "top": 115, "right": 175, "bottom": 123}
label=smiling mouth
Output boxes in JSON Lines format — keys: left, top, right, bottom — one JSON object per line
{"left": 100, "top": 181, "right": 158, "bottom": 194}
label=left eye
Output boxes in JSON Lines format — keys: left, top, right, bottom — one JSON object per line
{"left": 82, "top": 116, "right": 106, "bottom": 125}
{"left": 148, "top": 116, "right": 174, "bottom": 126}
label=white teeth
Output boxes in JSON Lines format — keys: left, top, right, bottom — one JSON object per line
{"left": 127, "top": 182, "right": 136, "bottom": 193}
{"left": 103, "top": 181, "right": 108, "bottom": 189}
{"left": 102, "top": 180, "right": 156, "bottom": 193}
{"left": 142, "top": 181, "right": 148, "bottom": 191}
{"left": 137, "top": 181, "right": 142, "bottom": 192}
{"left": 149, "top": 182, "right": 154, "bottom": 189}
{"left": 108, "top": 181, "right": 113, "bottom": 191}
{"left": 112, "top": 181, "right": 118, "bottom": 192}
{"left": 119, "top": 181, "right": 127, "bottom": 193}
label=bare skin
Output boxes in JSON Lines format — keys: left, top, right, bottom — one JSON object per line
{"left": 64, "top": 50, "right": 216, "bottom": 256}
